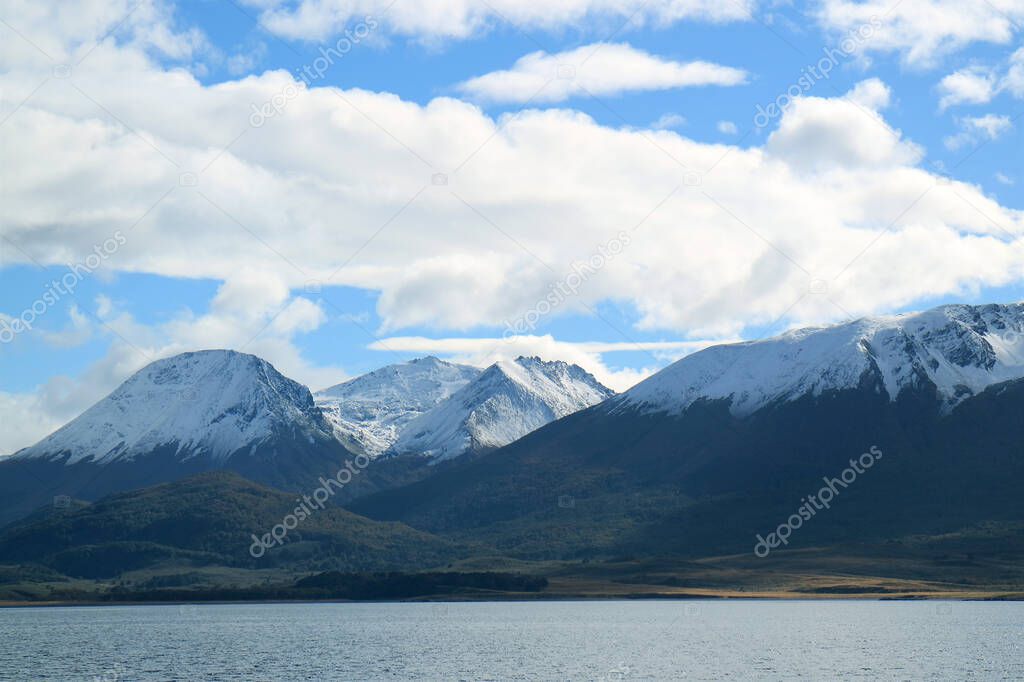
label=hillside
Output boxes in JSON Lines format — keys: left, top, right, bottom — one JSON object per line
{"left": 0, "top": 471, "right": 461, "bottom": 579}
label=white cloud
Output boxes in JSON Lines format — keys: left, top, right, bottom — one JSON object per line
{"left": 37, "top": 305, "right": 94, "bottom": 348}
{"left": 846, "top": 77, "right": 892, "bottom": 110}
{"left": 249, "top": 0, "right": 756, "bottom": 42}
{"left": 226, "top": 43, "right": 268, "bottom": 76}
{"left": 367, "top": 335, "right": 726, "bottom": 391}
{"left": 944, "top": 114, "right": 1013, "bottom": 151}
{"left": 2, "top": 22, "right": 1021, "bottom": 337}
{"left": 0, "top": 391, "right": 64, "bottom": 457}
{"left": 996, "top": 172, "right": 1015, "bottom": 186}
{"left": 766, "top": 80, "right": 923, "bottom": 172}
{"left": 968, "top": 114, "right": 1014, "bottom": 138}
{"left": 457, "top": 43, "right": 748, "bottom": 104}
{"left": 938, "top": 67, "right": 998, "bottom": 109}
{"left": 817, "top": 0, "right": 1024, "bottom": 67}
{"left": 0, "top": 0, "right": 211, "bottom": 64}
{"left": 937, "top": 48, "right": 1024, "bottom": 110}
{"left": 651, "top": 113, "right": 686, "bottom": 129}
{"left": 717, "top": 120, "right": 739, "bottom": 135}
{"left": 1005, "top": 47, "right": 1024, "bottom": 96}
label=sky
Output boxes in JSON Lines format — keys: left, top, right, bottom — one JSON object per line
{"left": 0, "top": 0, "right": 1022, "bottom": 454}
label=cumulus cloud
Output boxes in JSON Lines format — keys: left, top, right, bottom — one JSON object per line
{"left": 0, "top": 0, "right": 210, "bottom": 65}
{"left": 846, "top": 78, "right": 893, "bottom": 109}
{"left": 937, "top": 49, "right": 1024, "bottom": 110}
{"left": 1005, "top": 47, "right": 1024, "bottom": 96}
{"left": 944, "top": 114, "right": 1013, "bottom": 151}
{"left": 457, "top": 43, "right": 748, "bottom": 104}
{"left": 2, "top": 17, "right": 1021, "bottom": 337}
{"left": 766, "top": 79, "right": 923, "bottom": 172}
{"left": 937, "top": 67, "right": 998, "bottom": 109}
{"left": 651, "top": 113, "right": 686, "bottom": 129}
{"left": 817, "top": 0, "right": 1024, "bottom": 67}
{"left": 248, "top": 0, "right": 756, "bottom": 42}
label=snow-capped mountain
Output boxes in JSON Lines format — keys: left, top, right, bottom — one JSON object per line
{"left": 14, "top": 350, "right": 339, "bottom": 465}
{"left": 617, "top": 303, "right": 1024, "bottom": 417}
{"left": 353, "top": 304, "right": 1024, "bottom": 559}
{"left": 392, "top": 356, "right": 615, "bottom": 461}
{"left": 314, "top": 357, "right": 481, "bottom": 457}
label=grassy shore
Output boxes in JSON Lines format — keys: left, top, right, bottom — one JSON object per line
{"left": 3, "top": 543, "right": 1023, "bottom": 605}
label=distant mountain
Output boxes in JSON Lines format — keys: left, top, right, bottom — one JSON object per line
{"left": 392, "top": 357, "right": 615, "bottom": 461}
{"left": 0, "top": 351, "right": 356, "bottom": 525}
{"left": 352, "top": 303, "right": 1024, "bottom": 559}
{"left": 0, "top": 471, "right": 460, "bottom": 579}
{"left": 314, "top": 355, "right": 614, "bottom": 462}
{"left": 617, "top": 303, "right": 1024, "bottom": 417}
{"left": 314, "top": 356, "right": 481, "bottom": 457}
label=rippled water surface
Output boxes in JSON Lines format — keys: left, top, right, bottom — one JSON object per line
{"left": 1, "top": 600, "right": 1021, "bottom": 680}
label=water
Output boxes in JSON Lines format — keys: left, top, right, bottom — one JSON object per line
{"left": 0, "top": 600, "right": 1021, "bottom": 680}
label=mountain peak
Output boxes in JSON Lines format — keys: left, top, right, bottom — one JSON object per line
{"left": 15, "top": 350, "right": 333, "bottom": 466}
{"left": 314, "top": 357, "right": 482, "bottom": 457}
{"left": 410, "top": 355, "right": 445, "bottom": 365}
{"left": 392, "top": 357, "right": 615, "bottom": 461}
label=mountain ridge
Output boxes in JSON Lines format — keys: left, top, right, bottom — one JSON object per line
{"left": 391, "top": 356, "right": 615, "bottom": 461}
{"left": 349, "top": 302, "right": 1024, "bottom": 560}
{"left": 615, "top": 302, "right": 1024, "bottom": 418}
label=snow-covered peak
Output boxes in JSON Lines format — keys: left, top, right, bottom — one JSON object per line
{"left": 314, "top": 356, "right": 481, "bottom": 457}
{"left": 15, "top": 350, "right": 334, "bottom": 465}
{"left": 619, "top": 303, "right": 1024, "bottom": 417}
{"left": 393, "top": 356, "right": 615, "bottom": 461}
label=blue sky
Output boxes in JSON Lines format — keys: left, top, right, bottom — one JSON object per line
{"left": 1, "top": 0, "right": 1022, "bottom": 452}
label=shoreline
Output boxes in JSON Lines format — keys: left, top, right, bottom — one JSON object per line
{"left": 3, "top": 590, "right": 1022, "bottom": 608}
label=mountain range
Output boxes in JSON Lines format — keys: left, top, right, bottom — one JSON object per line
{"left": 314, "top": 355, "right": 612, "bottom": 461}
{"left": 0, "top": 351, "right": 612, "bottom": 525}
{"left": 354, "top": 302, "right": 1024, "bottom": 557}
{"left": 2, "top": 301, "right": 1023, "bottom": 596}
